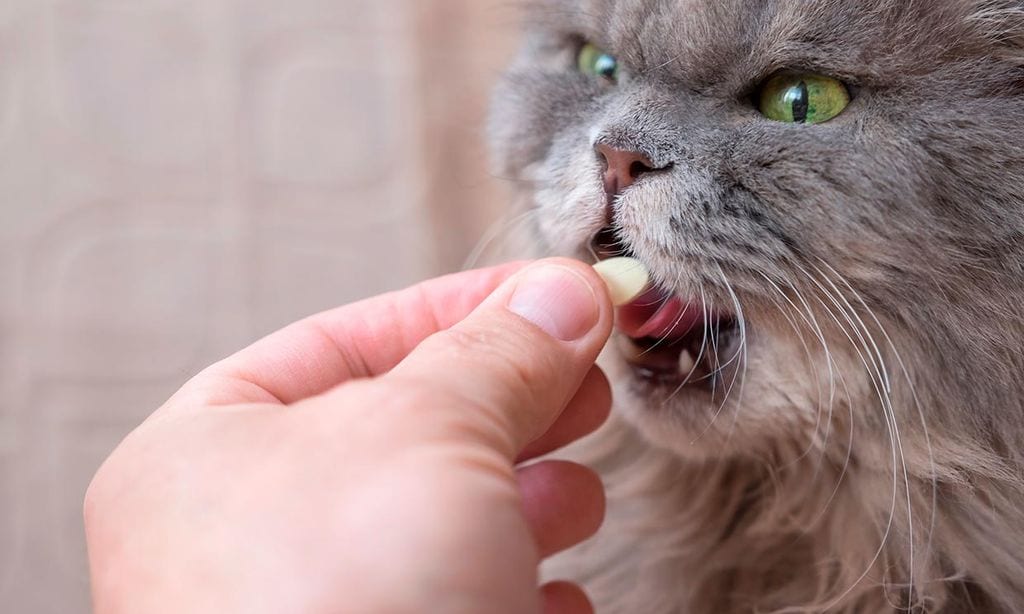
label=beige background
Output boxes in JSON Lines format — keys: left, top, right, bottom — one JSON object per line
{"left": 0, "top": 1, "right": 518, "bottom": 611}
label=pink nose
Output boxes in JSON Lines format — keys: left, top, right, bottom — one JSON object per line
{"left": 595, "top": 143, "right": 663, "bottom": 197}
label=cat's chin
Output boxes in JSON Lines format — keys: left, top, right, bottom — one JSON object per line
{"left": 603, "top": 339, "right": 752, "bottom": 459}
{"left": 601, "top": 323, "right": 824, "bottom": 461}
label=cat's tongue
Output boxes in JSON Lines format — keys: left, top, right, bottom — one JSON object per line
{"left": 617, "top": 287, "right": 703, "bottom": 340}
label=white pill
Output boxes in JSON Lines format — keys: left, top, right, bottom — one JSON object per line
{"left": 593, "top": 257, "right": 651, "bottom": 307}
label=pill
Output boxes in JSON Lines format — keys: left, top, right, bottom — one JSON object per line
{"left": 593, "top": 257, "right": 650, "bottom": 307}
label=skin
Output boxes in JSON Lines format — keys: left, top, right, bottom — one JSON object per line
{"left": 84, "top": 259, "right": 615, "bottom": 614}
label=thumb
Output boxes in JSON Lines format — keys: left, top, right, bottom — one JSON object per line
{"left": 384, "top": 258, "right": 615, "bottom": 459}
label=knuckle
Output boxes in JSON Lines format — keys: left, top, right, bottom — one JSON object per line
{"left": 431, "top": 325, "right": 557, "bottom": 397}
{"left": 433, "top": 325, "right": 494, "bottom": 357}
{"left": 389, "top": 317, "right": 575, "bottom": 449}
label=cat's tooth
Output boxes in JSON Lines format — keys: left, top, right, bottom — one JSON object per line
{"left": 678, "top": 348, "right": 697, "bottom": 375}
{"left": 593, "top": 257, "right": 650, "bottom": 307}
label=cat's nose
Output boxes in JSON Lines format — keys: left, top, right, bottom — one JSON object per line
{"left": 595, "top": 143, "right": 670, "bottom": 197}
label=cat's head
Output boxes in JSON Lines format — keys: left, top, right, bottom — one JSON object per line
{"left": 491, "top": 0, "right": 1024, "bottom": 463}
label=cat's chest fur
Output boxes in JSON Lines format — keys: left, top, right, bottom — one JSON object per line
{"left": 545, "top": 415, "right": 989, "bottom": 614}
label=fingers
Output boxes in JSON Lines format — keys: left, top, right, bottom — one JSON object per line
{"left": 518, "top": 366, "right": 611, "bottom": 463}
{"left": 542, "top": 582, "right": 594, "bottom": 614}
{"left": 517, "top": 461, "right": 605, "bottom": 559}
{"left": 187, "top": 262, "right": 528, "bottom": 406}
{"left": 385, "top": 259, "right": 614, "bottom": 459}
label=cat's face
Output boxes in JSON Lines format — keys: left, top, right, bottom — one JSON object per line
{"left": 491, "top": 0, "right": 1024, "bottom": 460}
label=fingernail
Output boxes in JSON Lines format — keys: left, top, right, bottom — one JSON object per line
{"left": 508, "top": 265, "right": 600, "bottom": 341}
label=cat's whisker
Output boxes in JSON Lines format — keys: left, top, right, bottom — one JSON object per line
{"left": 795, "top": 265, "right": 911, "bottom": 610}
{"left": 802, "top": 265, "right": 915, "bottom": 591}
{"left": 584, "top": 240, "right": 601, "bottom": 265}
{"left": 814, "top": 259, "right": 939, "bottom": 604}
{"left": 515, "top": 2, "right": 604, "bottom": 28}
{"left": 707, "top": 267, "right": 748, "bottom": 444}
{"left": 762, "top": 272, "right": 843, "bottom": 474}
{"left": 786, "top": 280, "right": 843, "bottom": 485}
{"left": 463, "top": 207, "right": 544, "bottom": 271}
{"left": 485, "top": 171, "right": 549, "bottom": 187}
{"left": 708, "top": 300, "right": 724, "bottom": 403}
{"left": 639, "top": 293, "right": 692, "bottom": 359}
{"left": 758, "top": 280, "right": 828, "bottom": 449}
{"left": 670, "top": 285, "right": 713, "bottom": 406}
{"left": 764, "top": 279, "right": 861, "bottom": 574}
{"left": 764, "top": 272, "right": 858, "bottom": 537}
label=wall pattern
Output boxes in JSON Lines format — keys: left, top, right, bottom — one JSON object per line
{"left": 0, "top": 1, "right": 517, "bottom": 611}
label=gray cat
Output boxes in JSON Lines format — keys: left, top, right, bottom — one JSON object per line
{"left": 489, "top": 1, "right": 1024, "bottom": 612}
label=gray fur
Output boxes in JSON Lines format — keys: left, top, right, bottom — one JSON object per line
{"left": 489, "top": 1, "right": 1024, "bottom": 612}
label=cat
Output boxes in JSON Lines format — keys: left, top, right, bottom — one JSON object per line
{"left": 488, "top": 1, "right": 1024, "bottom": 612}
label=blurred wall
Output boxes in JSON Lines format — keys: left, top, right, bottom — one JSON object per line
{"left": 0, "top": 1, "right": 518, "bottom": 611}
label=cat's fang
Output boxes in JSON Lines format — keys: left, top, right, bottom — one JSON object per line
{"left": 678, "top": 348, "right": 697, "bottom": 375}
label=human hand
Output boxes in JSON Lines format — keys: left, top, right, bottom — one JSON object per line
{"left": 84, "top": 259, "right": 617, "bottom": 614}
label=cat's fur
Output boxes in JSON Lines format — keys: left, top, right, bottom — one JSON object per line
{"left": 489, "top": 1, "right": 1024, "bottom": 612}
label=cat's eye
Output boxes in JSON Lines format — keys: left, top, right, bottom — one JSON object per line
{"left": 577, "top": 43, "right": 620, "bottom": 82}
{"left": 758, "top": 72, "right": 850, "bottom": 125}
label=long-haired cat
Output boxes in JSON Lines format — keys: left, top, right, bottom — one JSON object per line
{"left": 489, "top": 1, "right": 1024, "bottom": 611}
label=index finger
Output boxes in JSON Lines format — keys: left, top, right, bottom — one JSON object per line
{"left": 185, "top": 262, "right": 530, "bottom": 406}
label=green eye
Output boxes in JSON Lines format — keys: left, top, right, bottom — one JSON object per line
{"left": 758, "top": 72, "right": 850, "bottom": 124}
{"left": 578, "top": 43, "right": 620, "bottom": 82}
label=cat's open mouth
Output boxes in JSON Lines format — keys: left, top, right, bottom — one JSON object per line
{"left": 592, "top": 226, "right": 743, "bottom": 390}
{"left": 615, "top": 286, "right": 741, "bottom": 390}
